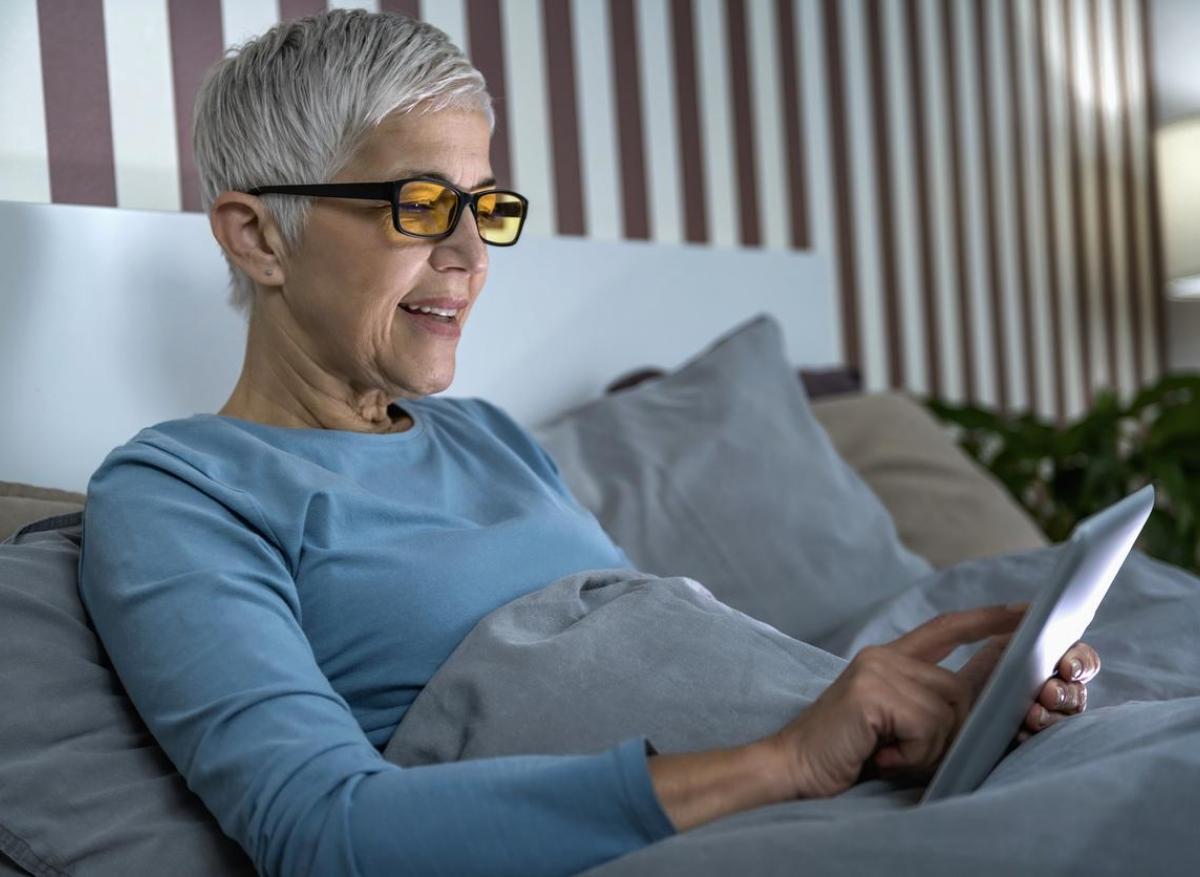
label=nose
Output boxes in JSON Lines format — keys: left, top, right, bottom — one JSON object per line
{"left": 429, "top": 204, "right": 488, "bottom": 276}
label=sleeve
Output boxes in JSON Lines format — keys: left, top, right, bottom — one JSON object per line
{"left": 78, "top": 442, "right": 675, "bottom": 877}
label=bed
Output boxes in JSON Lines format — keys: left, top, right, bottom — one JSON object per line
{"left": 2, "top": 200, "right": 1197, "bottom": 876}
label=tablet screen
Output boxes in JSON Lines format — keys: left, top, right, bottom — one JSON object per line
{"left": 919, "top": 484, "right": 1154, "bottom": 803}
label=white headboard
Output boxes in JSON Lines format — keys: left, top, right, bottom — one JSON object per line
{"left": 0, "top": 200, "right": 840, "bottom": 493}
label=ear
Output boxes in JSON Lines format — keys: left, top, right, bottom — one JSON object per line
{"left": 208, "top": 191, "right": 289, "bottom": 288}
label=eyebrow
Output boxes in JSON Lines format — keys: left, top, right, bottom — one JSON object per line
{"left": 388, "top": 169, "right": 498, "bottom": 190}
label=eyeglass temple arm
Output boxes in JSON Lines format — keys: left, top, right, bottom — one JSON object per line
{"left": 245, "top": 183, "right": 395, "bottom": 200}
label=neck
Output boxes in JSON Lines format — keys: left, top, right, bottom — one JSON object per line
{"left": 218, "top": 303, "right": 414, "bottom": 434}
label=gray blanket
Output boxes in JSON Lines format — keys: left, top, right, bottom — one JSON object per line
{"left": 382, "top": 548, "right": 1200, "bottom": 875}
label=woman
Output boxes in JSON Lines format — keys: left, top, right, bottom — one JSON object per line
{"left": 78, "top": 10, "right": 1097, "bottom": 877}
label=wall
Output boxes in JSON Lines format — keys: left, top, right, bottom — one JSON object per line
{"left": 0, "top": 0, "right": 1170, "bottom": 421}
{"left": 808, "top": 0, "right": 1167, "bottom": 420}
{"left": 1150, "top": 0, "right": 1200, "bottom": 372}
{"left": 0, "top": 199, "right": 836, "bottom": 492}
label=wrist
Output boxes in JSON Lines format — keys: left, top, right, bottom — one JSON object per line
{"left": 646, "top": 739, "right": 796, "bottom": 833}
{"left": 756, "top": 733, "right": 803, "bottom": 802}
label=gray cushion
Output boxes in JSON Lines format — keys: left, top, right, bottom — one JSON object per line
{"left": 533, "top": 313, "right": 932, "bottom": 644}
{"left": 0, "top": 481, "right": 85, "bottom": 543}
{"left": 0, "top": 516, "right": 254, "bottom": 877}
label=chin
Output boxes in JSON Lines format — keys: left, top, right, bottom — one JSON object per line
{"left": 406, "top": 369, "right": 455, "bottom": 397}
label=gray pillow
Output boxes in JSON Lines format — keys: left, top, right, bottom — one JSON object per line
{"left": 533, "top": 313, "right": 932, "bottom": 644}
{"left": 0, "top": 516, "right": 254, "bottom": 877}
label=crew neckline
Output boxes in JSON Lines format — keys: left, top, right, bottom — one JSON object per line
{"left": 197, "top": 400, "right": 428, "bottom": 442}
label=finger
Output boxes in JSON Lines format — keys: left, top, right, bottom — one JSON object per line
{"left": 1023, "top": 702, "right": 1072, "bottom": 735}
{"left": 1057, "top": 642, "right": 1101, "bottom": 683}
{"left": 886, "top": 652, "right": 973, "bottom": 731}
{"left": 889, "top": 606, "right": 1026, "bottom": 664}
{"left": 1038, "top": 679, "right": 1068, "bottom": 711}
{"left": 871, "top": 683, "right": 958, "bottom": 774}
{"left": 1038, "top": 680, "right": 1087, "bottom": 714}
{"left": 847, "top": 653, "right": 959, "bottom": 773}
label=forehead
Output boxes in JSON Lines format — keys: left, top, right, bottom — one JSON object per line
{"left": 347, "top": 108, "right": 493, "bottom": 185}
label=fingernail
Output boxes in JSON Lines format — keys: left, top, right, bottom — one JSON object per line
{"left": 1037, "top": 705, "right": 1049, "bottom": 727}
{"left": 1057, "top": 685, "right": 1066, "bottom": 707}
{"left": 1070, "top": 658, "right": 1083, "bottom": 680}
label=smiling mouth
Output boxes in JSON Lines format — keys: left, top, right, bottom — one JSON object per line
{"left": 398, "top": 303, "right": 459, "bottom": 323}
{"left": 396, "top": 304, "right": 464, "bottom": 338}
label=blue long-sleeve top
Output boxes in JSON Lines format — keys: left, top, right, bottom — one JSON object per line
{"left": 77, "top": 395, "right": 677, "bottom": 877}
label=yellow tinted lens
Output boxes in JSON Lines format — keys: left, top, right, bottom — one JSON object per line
{"left": 476, "top": 193, "right": 524, "bottom": 243}
{"left": 396, "top": 181, "right": 456, "bottom": 236}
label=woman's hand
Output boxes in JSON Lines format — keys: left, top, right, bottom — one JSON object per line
{"left": 1017, "top": 640, "right": 1099, "bottom": 743}
{"left": 647, "top": 610, "right": 1103, "bottom": 833}
{"left": 765, "top": 606, "right": 1027, "bottom": 800}
{"left": 766, "top": 608, "right": 1104, "bottom": 800}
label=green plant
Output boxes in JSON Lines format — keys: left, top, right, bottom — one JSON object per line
{"left": 924, "top": 373, "right": 1200, "bottom": 574}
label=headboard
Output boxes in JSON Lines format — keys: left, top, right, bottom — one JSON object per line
{"left": 0, "top": 200, "right": 839, "bottom": 493}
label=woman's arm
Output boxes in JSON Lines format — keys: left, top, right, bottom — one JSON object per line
{"left": 80, "top": 443, "right": 674, "bottom": 877}
{"left": 646, "top": 741, "right": 791, "bottom": 832}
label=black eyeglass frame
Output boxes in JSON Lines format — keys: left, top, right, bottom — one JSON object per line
{"left": 244, "top": 177, "right": 529, "bottom": 246}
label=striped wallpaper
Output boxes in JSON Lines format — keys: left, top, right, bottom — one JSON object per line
{"left": 0, "top": 0, "right": 1167, "bottom": 421}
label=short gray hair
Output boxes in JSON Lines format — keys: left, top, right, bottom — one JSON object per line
{"left": 193, "top": 10, "right": 494, "bottom": 317}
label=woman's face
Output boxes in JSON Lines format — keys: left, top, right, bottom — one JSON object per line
{"left": 277, "top": 107, "right": 493, "bottom": 400}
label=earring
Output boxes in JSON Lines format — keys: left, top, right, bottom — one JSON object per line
{"left": 265, "top": 268, "right": 274, "bottom": 276}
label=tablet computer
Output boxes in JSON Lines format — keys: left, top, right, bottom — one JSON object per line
{"left": 919, "top": 484, "right": 1155, "bottom": 804}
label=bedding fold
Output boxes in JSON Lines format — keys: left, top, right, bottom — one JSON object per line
{"left": 382, "top": 569, "right": 846, "bottom": 765}
{"left": 383, "top": 547, "right": 1200, "bottom": 875}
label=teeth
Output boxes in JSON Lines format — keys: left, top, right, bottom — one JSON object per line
{"left": 402, "top": 304, "right": 459, "bottom": 317}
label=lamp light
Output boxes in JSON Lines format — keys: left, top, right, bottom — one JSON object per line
{"left": 1156, "top": 115, "right": 1200, "bottom": 300}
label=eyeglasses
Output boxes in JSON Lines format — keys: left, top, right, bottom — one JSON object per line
{"left": 244, "top": 177, "right": 529, "bottom": 246}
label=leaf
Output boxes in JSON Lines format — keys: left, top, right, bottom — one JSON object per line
{"left": 921, "top": 374, "right": 1200, "bottom": 574}
{"left": 1129, "top": 373, "right": 1200, "bottom": 414}
{"left": 1147, "top": 400, "right": 1200, "bottom": 452}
